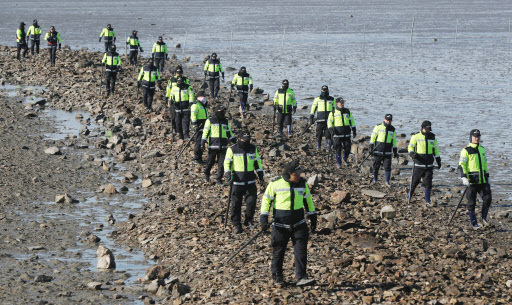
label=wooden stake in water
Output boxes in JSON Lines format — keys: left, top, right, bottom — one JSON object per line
{"left": 281, "top": 26, "right": 286, "bottom": 47}
{"left": 125, "top": 33, "right": 127, "bottom": 55}
{"left": 230, "top": 30, "right": 233, "bottom": 51}
{"left": 410, "top": 17, "right": 415, "bottom": 44}
{"left": 455, "top": 19, "right": 459, "bottom": 43}
{"left": 324, "top": 25, "right": 328, "bottom": 46}
{"left": 363, "top": 23, "right": 366, "bottom": 50}
{"left": 509, "top": 18, "right": 511, "bottom": 43}
{"left": 183, "top": 31, "right": 187, "bottom": 54}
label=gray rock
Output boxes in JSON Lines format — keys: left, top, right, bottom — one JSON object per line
{"left": 146, "top": 265, "right": 171, "bottom": 281}
{"left": 143, "top": 150, "right": 162, "bottom": 159}
{"left": 44, "top": 146, "right": 61, "bottom": 155}
{"left": 87, "top": 282, "right": 102, "bottom": 290}
{"left": 34, "top": 275, "right": 53, "bottom": 283}
{"left": 380, "top": 205, "right": 396, "bottom": 219}
{"left": 28, "top": 246, "right": 46, "bottom": 251}
{"left": 97, "top": 245, "right": 116, "bottom": 269}
{"left": 361, "top": 189, "right": 386, "bottom": 198}
{"left": 87, "top": 234, "right": 101, "bottom": 243}
{"left": 55, "top": 193, "right": 78, "bottom": 204}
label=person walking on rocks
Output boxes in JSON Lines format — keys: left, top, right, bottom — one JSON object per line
{"left": 201, "top": 105, "right": 235, "bottom": 185}
{"left": 16, "top": 22, "right": 29, "bottom": 61}
{"left": 457, "top": 129, "right": 491, "bottom": 229}
{"left": 310, "top": 85, "right": 335, "bottom": 150}
{"left": 165, "top": 66, "right": 190, "bottom": 104}
{"left": 44, "top": 26, "right": 61, "bottom": 67}
{"left": 260, "top": 160, "right": 316, "bottom": 286}
{"left": 203, "top": 53, "right": 224, "bottom": 100}
{"left": 152, "top": 36, "right": 168, "bottom": 74}
{"left": 126, "top": 30, "right": 143, "bottom": 67}
{"left": 169, "top": 77, "right": 194, "bottom": 140}
{"left": 191, "top": 91, "right": 209, "bottom": 164}
{"left": 26, "top": 19, "right": 42, "bottom": 56}
{"left": 407, "top": 121, "right": 441, "bottom": 206}
{"left": 137, "top": 61, "right": 162, "bottom": 111}
{"left": 224, "top": 130, "right": 264, "bottom": 233}
{"left": 273, "top": 79, "right": 297, "bottom": 137}
{"left": 369, "top": 114, "right": 398, "bottom": 187}
{"left": 328, "top": 97, "right": 356, "bottom": 167}
{"left": 230, "top": 66, "right": 253, "bottom": 113}
{"left": 102, "top": 45, "right": 121, "bottom": 96}
{"left": 99, "top": 24, "right": 116, "bottom": 52}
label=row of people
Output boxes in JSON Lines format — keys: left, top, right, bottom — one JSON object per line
{"left": 16, "top": 21, "right": 61, "bottom": 66}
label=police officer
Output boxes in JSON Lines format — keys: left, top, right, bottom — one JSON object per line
{"left": 273, "top": 79, "right": 297, "bottom": 137}
{"left": 310, "top": 85, "right": 335, "bottom": 150}
{"left": 16, "top": 22, "right": 28, "bottom": 61}
{"left": 169, "top": 77, "right": 194, "bottom": 140}
{"left": 201, "top": 105, "right": 235, "bottom": 184}
{"left": 328, "top": 98, "right": 356, "bottom": 167}
{"left": 26, "top": 19, "right": 42, "bottom": 56}
{"left": 369, "top": 114, "right": 398, "bottom": 187}
{"left": 191, "top": 91, "right": 209, "bottom": 164}
{"left": 230, "top": 67, "right": 253, "bottom": 113}
{"left": 203, "top": 53, "right": 224, "bottom": 100}
{"left": 165, "top": 66, "right": 190, "bottom": 104}
{"left": 102, "top": 45, "right": 121, "bottom": 96}
{"left": 137, "top": 61, "right": 162, "bottom": 110}
{"left": 44, "top": 26, "right": 61, "bottom": 67}
{"left": 407, "top": 121, "right": 441, "bottom": 205}
{"left": 260, "top": 161, "right": 316, "bottom": 286}
{"left": 458, "top": 129, "right": 491, "bottom": 229}
{"left": 224, "top": 130, "right": 264, "bottom": 233}
{"left": 126, "top": 30, "right": 143, "bottom": 67}
{"left": 99, "top": 24, "right": 116, "bottom": 52}
{"left": 152, "top": 36, "right": 168, "bottom": 74}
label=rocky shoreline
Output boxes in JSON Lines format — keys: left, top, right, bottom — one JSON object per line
{"left": 1, "top": 45, "right": 511, "bottom": 304}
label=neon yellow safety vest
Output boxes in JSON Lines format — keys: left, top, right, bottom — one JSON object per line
{"left": 100, "top": 28, "right": 116, "bottom": 39}
{"left": 458, "top": 143, "right": 489, "bottom": 184}
{"left": 191, "top": 102, "right": 208, "bottom": 123}
{"left": 408, "top": 132, "right": 440, "bottom": 167}
{"left": 102, "top": 52, "right": 121, "bottom": 71}
{"left": 138, "top": 65, "right": 161, "bottom": 88}
{"left": 201, "top": 116, "right": 233, "bottom": 150}
{"left": 370, "top": 123, "right": 397, "bottom": 155}
{"left": 311, "top": 96, "right": 335, "bottom": 122}
{"left": 327, "top": 108, "right": 355, "bottom": 137}
{"left": 27, "top": 25, "right": 42, "bottom": 39}
{"left": 224, "top": 144, "right": 263, "bottom": 185}
{"left": 169, "top": 86, "right": 194, "bottom": 112}
{"left": 273, "top": 88, "right": 296, "bottom": 114}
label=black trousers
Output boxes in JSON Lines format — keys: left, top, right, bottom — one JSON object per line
{"left": 271, "top": 224, "right": 309, "bottom": 280}
{"left": 466, "top": 183, "right": 492, "bottom": 212}
{"left": 155, "top": 58, "right": 165, "bottom": 73}
{"left": 373, "top": 155, "right": 392, "bottom": 173}
{"left": 106, "top": 71, "right": 117, "bottom": 93}
{"left": 410, "top": 166, "right": 434, "bottom": 195}
{"left": 238, "top": 91, "right": 248, "bottom": 109}
{"left": 142, "top": 87, "right": 155, "bottom": 109}
{"left": 30, "top": 39, "right": 40, "bottom": 55}
{"left": 48, "top": 46, "right": 57, "bottom": 66}
{"left": 17, "top": 42, "right": 28, "bottom": 60}
{"left": 230, "top": 184, "right": 257, "bottom": 225}
{"left": 208, "top": 78, "right": 220, "bottom": 98}
{"left": 129, "top": 50, "right": 138, "bottom": 66}
{"left": 175, "top": 111, "right": 191, "bottom": 140}
{"left": 104, "top": 40, "right": 113, "bottom": 52}
{"left": 193, "top": 125, "right": 204, "bottom": 161}
{"left": 333, "top": 136, "right": 351, "bottom": 158}
{"left": 204, "top": 149, "right": 226, "bottom": 181}
{"left": 277, "top": 112, "right": 292, "bottom": 132}
{"left": 315, "top": 122, "right": 330, "bottom": 147}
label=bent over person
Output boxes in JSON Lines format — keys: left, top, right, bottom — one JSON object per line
{"left": 260, "top": 161, "right": 316, "bottom": 287}
{"left": 458, "top": 129, "right": 491, "bottom": 229}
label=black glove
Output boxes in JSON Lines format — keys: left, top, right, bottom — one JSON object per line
{"left": 414, "top": 153, "right": 425, "bottom": 163}
{"left": 250, "top": 85, "right": 253, "bottom": 91}
{"left": 204, "top": 71, "right": 207, "bottom": 77}
{"left": 293, "top": 106, "right": 297, "bottom": 114}
{"left": 230, "top": 83, "right": 235, "bottom": 89}
{"left": 436, "top": 157, "right": 442, "bottom": 170}
{"left": 369, "top": 143, "right": 374, "bottom": 152}
{"left": 309, "top": 115, "right": 314, "bottom": 125}
{"left": 140, "top": 48, "right": 144, "bottom": 52}
{"left": 114, "top": 37, "right": 116, "bottom": 42}
{"left": 230, "top": 137, "right": 237, "bottom": 144}
{"left": 58, "top": 43, "right": 61, "bottom": 50}
{"left": 137, "top": 81, "right": 141, "bottom": 88}
{"left": 257, "top": 171, "right": 264, "bottom": 182}
{"left": 260, "top": 214, "right": 269, "bottom": 231}
{"left": 394, "top": 152, "right": 399, "bottom": 159}
{"left": 308, "top": 213, "right": 317, "bottom": 233}
{"left": 98, "top": 37, "right": 102, "bottom": 42}
{"left": 166, "top": 54, "right": 168, "bottom": 59}
{"left": 224, "top": 171, "right": 231, "bottom": 181}
{"left": 352, "top": 127, "right": 356, "bottom": 138}
{"left": 222, "top": 72, "right": 225, "bottom": 80}
{"left": 328, "top": 127, "right": 334, "bottom": 137}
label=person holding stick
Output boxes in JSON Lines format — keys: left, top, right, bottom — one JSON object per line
{"left": 457, "top": 129, "right": 491, "bottom": 229}
{"left": 101, "top": 45, "right": 121, "bottom": 96}
{"left": 260, "top": 161, "right": 316, "bottom": 286}
{"left": 224, "top": 130, "right": 264, "bottom": 233}
{"left": 99, "top": 24, "right": 116, "bottom": 52}
{"left": 126, "top": 30, "right": 143, "bottom": 67}
{"left": 169, "top": 77, "right": 194, "bottom": 140}
{"left": 406, "top": 121, "right": 441, "bottom": 206}
{"left": 327, "top": 97, "right": 356, "bottom": 167}
{"left": 369, "top": 114, "right": 398, "bottom": 187}
{"left": 273, "top": 79, "right": 297, "bottom": 137}
{"left": 310, "top": 85, "right": 335, "bottom": 150}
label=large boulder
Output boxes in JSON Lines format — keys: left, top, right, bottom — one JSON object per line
{"left": 97, "top": 246, "right": 116, "bottom": 269}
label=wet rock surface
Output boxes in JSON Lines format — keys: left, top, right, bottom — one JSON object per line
{"left": 1, "top": 45, "right": 511, "bottom": 304}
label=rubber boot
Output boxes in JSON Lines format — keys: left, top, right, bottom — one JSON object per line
{"left": 468, "top": 211, "right": 480, "bottom": 229}
{"left": 385, "top": 171, "right": 391, "bottom": 187}
{"left": 424, "top": 188, "right": 431, "bottom": 205}
{"left": 326, "top": 139, "right": 331, "bottom": 151}
{"left": 481, "top": 204, "right": 490, "bottom": 226}
{"left": 343, "top": 154, "right": 350, "bottom": 165}
{"left": 371, "top": 170, "right": 378, "bottom": 184}
{"left": 335, "top": 154, "right": 341, "bottom": 168}
{"left": 286, "top": 125, "right": 292, "bottom": 137}
{"left": 316, "top": 138, "right": 321, "bottom": 150}
{"left": 278, "top": 127, "right": 283, "bottom": 137}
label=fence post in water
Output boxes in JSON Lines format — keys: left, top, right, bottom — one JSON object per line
{"left": 230, "top": 30, "right": 233, "bottom": 51}
{"left": 183, "top": 31, "right": 187, "bottom": 54}
{"left": 509, "top": 18, "right": 511, "bottom": 43}
{"left": 363, "top": 23, "right": 366, "bottom": 50}
{"left": 410, "top": 17, "right": 415, "bottom": 44}
{"left": 455, "top": 19, "right": 459, "bottom": 43}
{"left": 324, "top": 25, "right": 328, "bottom": 46}
{"left": 281, "top": 26, "right": 286, "bottom": 47}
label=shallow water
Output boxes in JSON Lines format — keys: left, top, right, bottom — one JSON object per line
{"left": 1, "top": 0, "right": 510, "bottom": 201}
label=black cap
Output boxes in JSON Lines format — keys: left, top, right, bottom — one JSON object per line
{"left": 33, "top": 19, "right": 38, "bottom": 24}
{"left": 470, "top": 129, "right": 481, "bottom": 137}
{"left": 196, "top": 91, "right": 206, "bottom": 97}
{"left": 176, "top": 68, "right": 183, "bottom": 73}
{"left": 284, "top": 160, "right": 304, "bottom": 175}
{"left": 110, "top": 45, "right": 116, "bottom": 51}
{"left": 282, "top": 79, "right": 289, "bottom": 85}
{"left": 385, "top": 114, "right": 393, "bottom": 121}
{"left": 107, "top": 24, "right": 111, "bottom": 27}
{"left": 240, "top": 66, "right": 246, "bottom": 70}
{"left": 133, "top": 29, "right": 137, "bottom": 33}
{"left": 321, "top": 85, "right": 328, "bottom": 91}
{"left": 211, "top": 52, "right": 217, "bottom": 57}
{"left": 20, "top": 22, "right": 25, "bottom": 26}
{"left": 50, "top": 26, "right": 55, "bottom": 30}
{"left": 214, "top": 105, "right": 226, "bottom": 112}
{"left": 336, "top": 97, "right": 345, "bottom": 104}
{"left": 158, "top": 36, "right": 163, "bottom": 40}
{"left": 238, "top": 129, "right": 251, "bottom": 139}
{"left": 421, "top": 120, "right": 432, "bottom": 129}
